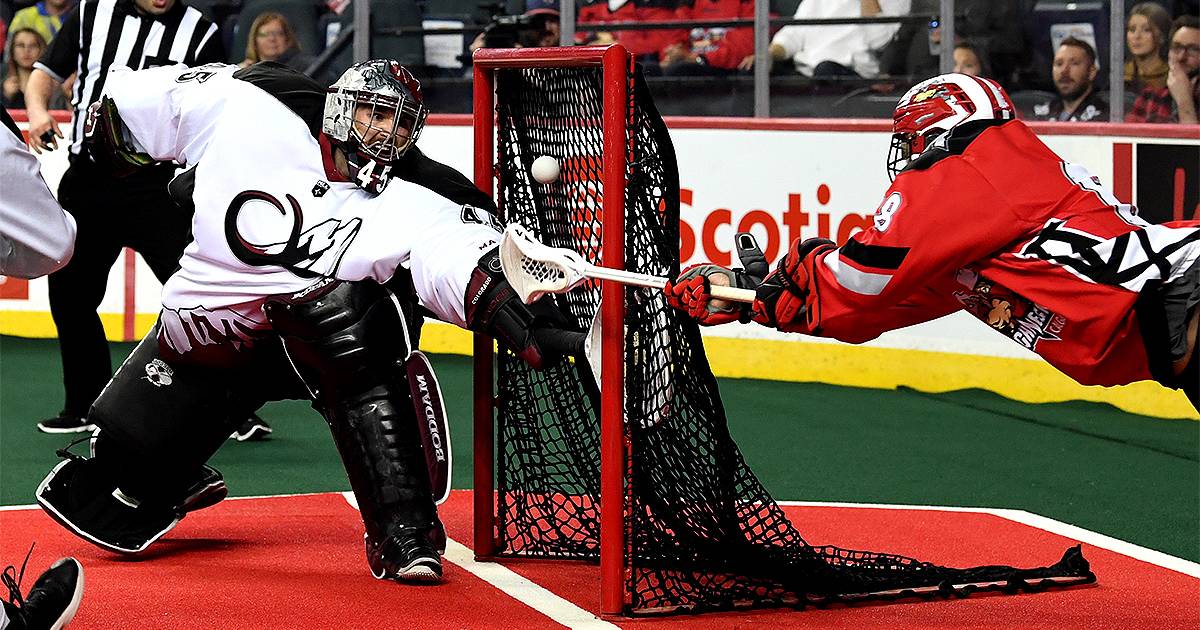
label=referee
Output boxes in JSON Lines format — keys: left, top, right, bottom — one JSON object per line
{"left": 24, "top": 0, "right": 271, "bottom": 440}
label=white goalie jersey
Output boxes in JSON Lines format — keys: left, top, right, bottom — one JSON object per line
{"left": 100, "top": 64, "right": 499, "bottom": 353}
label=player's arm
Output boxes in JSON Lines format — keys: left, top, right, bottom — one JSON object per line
{"left": 402, "top": 195, "right": 583, "bottom": 369}
{"left": 751, "top": 163, "right": 1033, "bottom": 340}
{"left": 26, "top": 5, "right": 81, "bottom": 153}
{"left": 0, "top": 109, "right": 76, "bottom": 278}
{"left": 91, "top": 64, "right": 234, "bottom": 168}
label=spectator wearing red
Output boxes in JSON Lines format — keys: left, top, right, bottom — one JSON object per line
{"left": 578, "top": 0, "right": 689, "bottom": 66}
{"left": 660, "top": 0, "right": 754, "bottom": 75}
{"left": 1127, "top": 15, "right": 1200, "bottom": 124}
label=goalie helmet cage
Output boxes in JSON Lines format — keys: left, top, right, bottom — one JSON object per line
{"left": 470, "top": 44, "right": 1096, "bottom": 617}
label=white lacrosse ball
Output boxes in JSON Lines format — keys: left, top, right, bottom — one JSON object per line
{"left": 531, "top": 155, "right": 560, "bottom": 184}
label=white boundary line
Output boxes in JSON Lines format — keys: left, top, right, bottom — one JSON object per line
{"left": 777, "top": 500, "right": 1200, "bottom": 579}
{"left": 338, "top": 492, "right": 617, "bottom": 630}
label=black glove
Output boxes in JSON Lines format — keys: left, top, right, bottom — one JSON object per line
{"left": 464, "top": 247, "right": 585, "bottom": 369}
{"left": 82, "top": 96, "right": 158, "bottom": 177}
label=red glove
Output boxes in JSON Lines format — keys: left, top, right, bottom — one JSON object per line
{"left": 750, "top": 238, "right": 836, "bottom": 332}
{"left": 664, "top": 263, "right": 745, "bottom": 326}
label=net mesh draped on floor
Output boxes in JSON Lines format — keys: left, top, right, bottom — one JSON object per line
{"left": 490, "top": 63, "right": 1095, "bottom": 615}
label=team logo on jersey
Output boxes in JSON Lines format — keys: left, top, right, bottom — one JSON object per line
{"left": 143, "top": 359, "right": 175, "bottom": 387}
{"left": 873, "top": 192, "right": 903, "bottom": 232}
{"left": 225, "top": 190, "right": 361, "bottom": 278}
{"left": 312, "top": 180, "right": 330, "bottom": 197}
{"left": 953, "top": 269, "right": 1065, "bottom": 351}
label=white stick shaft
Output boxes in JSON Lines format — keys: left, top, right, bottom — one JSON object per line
{"left": 581, "top": 263, "right": 757, "bottom": 303}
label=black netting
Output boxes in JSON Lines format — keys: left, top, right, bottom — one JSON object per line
{"left": 491, "top": 61, "right": 1095, "bottom": 615}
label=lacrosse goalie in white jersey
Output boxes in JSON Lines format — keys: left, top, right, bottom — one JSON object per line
{"left": 35, "top": 59, "right": 581, "bottom": 583}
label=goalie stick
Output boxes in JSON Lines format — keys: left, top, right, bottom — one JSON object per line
{"left": 499, "top": 224, "right": 757, "bottom": 305}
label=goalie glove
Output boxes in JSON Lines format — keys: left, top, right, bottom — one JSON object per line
{"left": 465, "top": 247, "right": 585, "bottom": 369}
{"left": 750, "top": 237, "right": 836, "bottom": 332}
{"left": 664, "top": 233, "right": 769, "bottom": 326}
{"left": 82, "top": 96, "right": 158, "bottom": 177}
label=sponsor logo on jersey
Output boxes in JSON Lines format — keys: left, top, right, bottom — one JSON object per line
{"left": 461, "top": 204, "right": 499, "bottom": 230}
{"left": 873, "top": 192, "right": 902, "bottom": 232}
{"left": 953, "top": 270, "right": 1065, "bottom": 351}
{"left": 143, "top": 359, "right": 175, "bottom": 387}
{"left": 312, "top": 180, "right": 330, "bottom": 197}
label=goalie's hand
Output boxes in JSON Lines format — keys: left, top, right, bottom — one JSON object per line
{"left": 465, "top": 247, "right": 583, "bottom": 369}
{"left": 750, "top": 237, "right": 835, "bottom": 331}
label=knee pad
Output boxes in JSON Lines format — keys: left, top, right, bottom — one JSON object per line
{"left": 264, "top": 280, "right": 439, "bottom": 547}
{"left": 89, "top": 327, "right": 251, "bottom": 498}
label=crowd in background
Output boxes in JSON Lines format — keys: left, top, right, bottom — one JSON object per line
{"left": 1, "top": 0, "right": 1197, "bottom": 121}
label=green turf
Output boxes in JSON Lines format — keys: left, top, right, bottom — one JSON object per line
{"left": 2, "top": 335, "right": 1196, "bottom": 562}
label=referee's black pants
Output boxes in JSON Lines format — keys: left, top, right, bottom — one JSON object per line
{"left": 47, "top": 158, "right": 191, "bottom": 419}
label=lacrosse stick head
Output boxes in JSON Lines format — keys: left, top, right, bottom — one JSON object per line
{"left": 499, "top": 224, "right": 591, "bottom": 304}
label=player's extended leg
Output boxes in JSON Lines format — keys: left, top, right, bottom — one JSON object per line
{"left": 35, "top": 327, "right": 280, "bottom": 553}
{"left": 263, "top": 279, "right": 443, "bottom": 583}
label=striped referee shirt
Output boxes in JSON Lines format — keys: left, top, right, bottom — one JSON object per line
{"left": 33, "top": 0, "right": 223, "bottom": 156}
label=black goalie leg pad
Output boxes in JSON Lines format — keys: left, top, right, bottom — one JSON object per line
{"left": 264, "top": 280, "right": 443, "bottom": 582}
{"left": 36, "top": 328, "right": 251, "bottom": 554}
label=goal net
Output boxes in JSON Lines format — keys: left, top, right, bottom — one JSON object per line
{"left": 471, "top": 45, "right": 1096, "bottom": 616}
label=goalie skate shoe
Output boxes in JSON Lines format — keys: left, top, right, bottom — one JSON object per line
{"left": 3, "top": 553, "right": 84, "bottom": 630}
{"left": 366, "top": 530, "right": 443, "bottom": 584}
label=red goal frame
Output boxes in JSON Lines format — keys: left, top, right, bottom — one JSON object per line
{"left": 471, "top": 44, "right": 633, "bottom": 616}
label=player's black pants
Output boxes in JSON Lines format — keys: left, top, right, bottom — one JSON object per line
{"left": 47, "top": 158, "right": 191, "bottom": 418}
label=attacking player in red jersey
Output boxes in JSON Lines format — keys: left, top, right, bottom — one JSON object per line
{"left": 665, "top": 73, "right": 1200, "bottom": 410}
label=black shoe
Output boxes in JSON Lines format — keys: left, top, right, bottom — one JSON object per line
{"left": 176, "top": 465, "right": 228, "bottom": 516}
{"left": 366, "top": 531, "right": 443, "bottom": 583}
{"left": 229, "top": 415, "right": 272, "bottom": 442}
{"left": 3, "top": 554, "right": 84, "bottom": 630}
{"left": 36, "top": 414, "right": 95, "bottom": 435}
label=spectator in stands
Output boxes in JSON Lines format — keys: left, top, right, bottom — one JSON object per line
{"left": 877, "top": 0, "right": 1023, "bottom": 85}
{"left": 3, "top": 28, "right": 66, "bottom": 109}
{"left": 578, "top": 0, "right": 688, "bottom": 67}
{"left": 7, "top": 0, "right": 72, "bottom": 49}
{"left": 953, "top": 40, "right": 991, "bottom": 77}
{"left": 757, "top": 0, "right": 911, "bottom": 79}
{"left": 661, "top": 0, "right": 753, "bottom": 76}
{"left": 240, "top": 12, "right": 328, "bottom": 83}
{"left": 470, "top": 1, "right": 561, "bottom": 54}
{"left": 1127, "top": 15, "right": 1200, "bottom": 124}
{"left": 1031, "top": 37, "right": 1108, "bottom": 122}
{"left": 1125, "top": 3, "right": 1172, "bottom": 92}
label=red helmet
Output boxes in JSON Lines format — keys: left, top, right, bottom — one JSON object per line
{"left": 887, "top": 73, "right": 1015, "bottom": 180}
{"left": 322, "top": 59, "right": 428, "bottom": 194}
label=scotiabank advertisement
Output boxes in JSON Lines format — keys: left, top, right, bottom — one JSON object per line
{"left": 4, "top": 116, "right": 1197, "bottom": 417}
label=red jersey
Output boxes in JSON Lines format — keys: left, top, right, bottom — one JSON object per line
{"left": 800, "top": 120, "right": 1200, "bottom": 387}
{"left": 678, "top": 0, "right": 755, "bottom": 69}
{"left": 577, "top": 0, "right": 689, "bottom": 60}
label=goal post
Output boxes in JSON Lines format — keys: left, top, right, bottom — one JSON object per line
{"left": 472, "top": 44, "right": 632, "bottom": 615}
{"left": 469, "top": 44, "right": 1095, "bottom": 619}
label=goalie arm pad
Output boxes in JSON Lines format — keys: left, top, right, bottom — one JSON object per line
{"left": 464, "top": 247, "right": 584, "bottom": 369}
{"left": 83, "top": 96, "right": 159, "bottom": 177}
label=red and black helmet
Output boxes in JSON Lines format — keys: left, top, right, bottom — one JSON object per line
{"left": 887, "top": 73, "right": 1015, "bottom": 180}
{"left": 322, "top": 59, "right": 428, "bottom": 194}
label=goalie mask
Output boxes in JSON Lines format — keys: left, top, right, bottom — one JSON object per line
{"left": 887, "top": 73, "right": 1014, "bottom": 180}
{"left": 323, "top": 59, "right": 428, "bottom": 194}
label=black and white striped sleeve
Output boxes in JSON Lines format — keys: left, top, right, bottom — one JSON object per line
{"left": 34, "top": 5, "right": 82, "bottom": 82}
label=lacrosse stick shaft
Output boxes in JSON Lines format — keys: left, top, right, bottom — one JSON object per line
{"left": 582, "top": 264, "right": 757, "bottom": 303}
